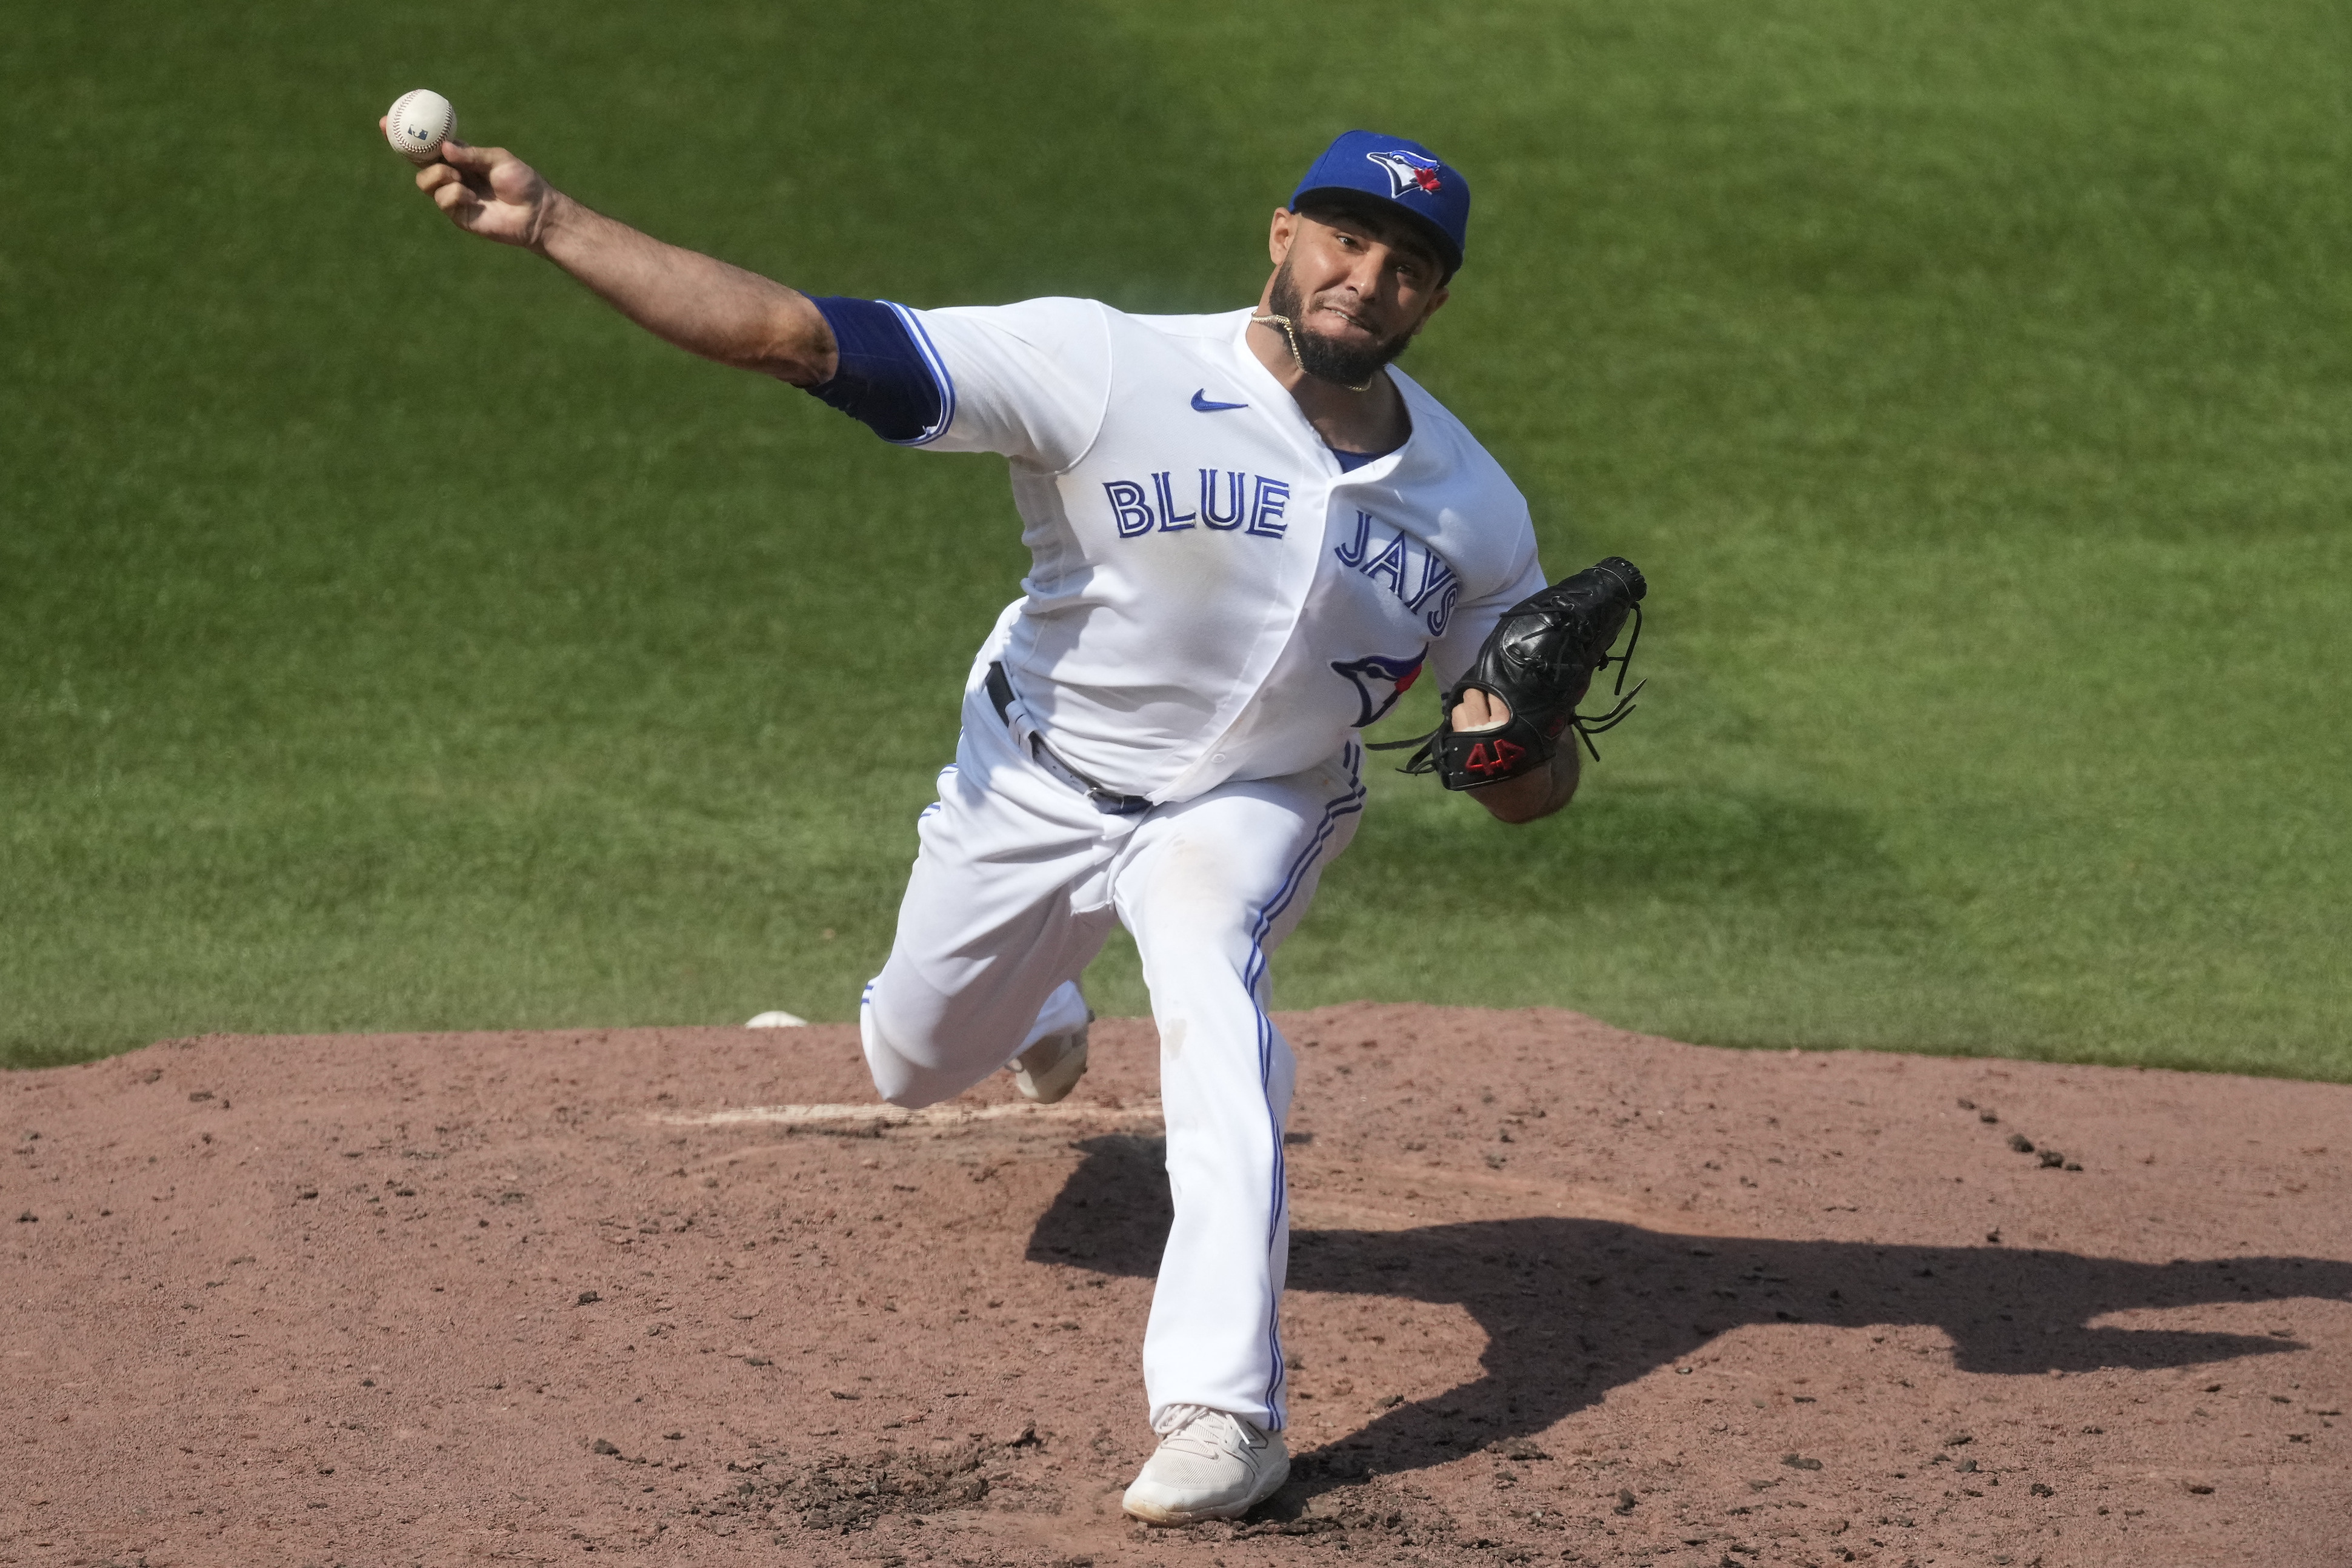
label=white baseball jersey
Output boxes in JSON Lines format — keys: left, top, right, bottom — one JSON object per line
{"left": 872, "top": 299, "right": 1546, "bottom": 799}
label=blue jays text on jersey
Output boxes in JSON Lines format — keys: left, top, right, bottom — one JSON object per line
{"left": 1102, "top": 472, "right": 1293, "bottom": 538}
{"left": 1331, "top": 510, "right": 1459, "bottom": 636}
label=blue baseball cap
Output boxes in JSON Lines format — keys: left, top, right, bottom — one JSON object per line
{"left": 1288, "top": 129, "right": 1470, "bottom": 277}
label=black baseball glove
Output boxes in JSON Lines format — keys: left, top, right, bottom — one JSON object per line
{"left": 1378, "top": 556, "right": 1648, "bottom": 791}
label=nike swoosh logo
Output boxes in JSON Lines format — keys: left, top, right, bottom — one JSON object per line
{"left": 1190, "top": 389, "right": 1249, "bottom": 412}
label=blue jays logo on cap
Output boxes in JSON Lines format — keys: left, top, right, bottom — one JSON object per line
{"left": 1289, "top": 130, "right": 1470, "bottom": 276}
{"left": 1365, "top": 148, "right": 1443, "bottom": 199}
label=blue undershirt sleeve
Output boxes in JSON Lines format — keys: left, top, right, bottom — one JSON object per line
{"left": 803, "top": 297, "right": 949, "bottom": 445}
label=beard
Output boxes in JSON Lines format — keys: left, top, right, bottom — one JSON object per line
{"left": 1265, "top": 260, "right": 1416, "bottom": 388}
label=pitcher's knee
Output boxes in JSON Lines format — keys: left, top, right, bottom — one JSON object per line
{"left": 861, "top": 983, "right": 1001, "bottom": 1109}
{"left": 860, "top": 1011, "right": 950, "bottom": 1109}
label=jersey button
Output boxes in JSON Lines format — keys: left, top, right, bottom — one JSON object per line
{"left": 1211, "top": 752, "right": 1228, "bottom": 765}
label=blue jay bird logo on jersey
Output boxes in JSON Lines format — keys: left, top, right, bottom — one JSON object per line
{"left": 1366, "top": 148, "right": 1444, "bottom": 199}
{"left": 1330, "top": 652, "right": 1427, "bottom": 729}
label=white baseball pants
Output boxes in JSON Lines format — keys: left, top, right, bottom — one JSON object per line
{"left": 859, "top": 640, "right": 1365, "bottom": 1432}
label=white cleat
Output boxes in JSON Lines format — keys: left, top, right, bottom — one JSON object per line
{"left": 1008, "top": 1015, "right": 1090, "bottom": 1104}
{"left": 1121, "top": 1406, "right": 1289, "bottom": 1525}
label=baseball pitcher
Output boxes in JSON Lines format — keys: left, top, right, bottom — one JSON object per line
{"left": 396, "top": 122, "right": 1644, "bottom": 1524}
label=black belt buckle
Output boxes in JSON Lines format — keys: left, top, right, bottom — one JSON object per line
{"left": 1087, "top": 783, "right": 1152, "bottom": 816}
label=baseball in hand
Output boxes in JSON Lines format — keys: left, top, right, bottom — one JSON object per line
{"left": 385, "top": 88, "right": 457, "bottom": 165}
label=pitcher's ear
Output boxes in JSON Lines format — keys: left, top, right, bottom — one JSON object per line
{"left": 1268, "top": 207, "right": 1300, "bottom": 263}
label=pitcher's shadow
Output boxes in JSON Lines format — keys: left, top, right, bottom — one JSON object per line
{"left": 1027, "top": 1134, "right": 2352, "bottom": 1493}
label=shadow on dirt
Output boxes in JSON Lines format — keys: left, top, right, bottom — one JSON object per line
{"left": 1027, "top": 1134, "right": 2352, "bottom": 1499}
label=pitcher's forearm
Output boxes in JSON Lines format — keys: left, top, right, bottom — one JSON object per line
{"left": 532, "top": 192, "right": 837, "bottom": 385}
{"left": 1471, "top": 744, "right": 1579, "bottom": 825}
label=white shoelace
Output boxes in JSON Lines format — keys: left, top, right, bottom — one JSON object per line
{"left": 1152, "top": 1404, "right": 1256, "bottom": 1453}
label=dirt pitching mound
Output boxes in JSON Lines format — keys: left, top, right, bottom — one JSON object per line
{"left": 5, "top": 1005, "right": 2348, "bottom": 1566}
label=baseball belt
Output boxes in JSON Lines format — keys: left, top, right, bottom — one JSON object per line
{"left": 985, "top": 661, "right": 1153, "bottom": 816}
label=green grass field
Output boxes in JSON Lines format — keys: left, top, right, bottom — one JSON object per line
{"left": 5, "top": 1, "right": 2348, "bottom": 1077}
